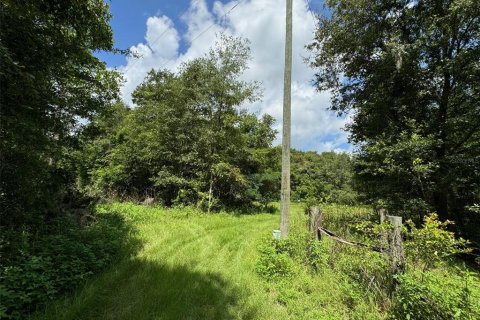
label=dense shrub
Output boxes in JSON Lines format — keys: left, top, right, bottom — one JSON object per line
{"left": 392, "top": 271, "right": 480, "bottom": 320}
{"left": 0, "top": 212, "right": 138, "bottom": 319}
{"left": 404, "top": 214, "right": 471, "bottom": 271}
{"left": 312, "top": 203, "right": 480, "bottom": 318}
{"left": 290, "top": 151, "right": 358, "bottom": 205}
{"left": 256, "top": 236, "right": 306, "bottom": 280}
{"left": 305, "top": 239, "right": 329, "bottom": 271}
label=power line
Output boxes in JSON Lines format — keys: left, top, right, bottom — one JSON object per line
{"left": 190, "top": 0, "right": 242, "bottom": 44}
{"left": 124, "top": 0, "right": 317, "bottom": 75}
{"left": 123, "top": 0, "right": 201, "bottom": 73}
{"left": 156, "top": 0, "right": 245, "bottom": 71}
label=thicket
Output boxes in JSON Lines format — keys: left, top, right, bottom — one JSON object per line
{"left": 257, "top": 204, "right": 480, "bottom": 319}
{"left": 0, "top": 211, "right": 138, "bottom": 319}
{"left": 291, "top": 150, "right": 357, "bottom": 204}
{"left": 0, "top": 0, "right": 121, "bottom": 229}
{"left": 0, "top": 1, "right": 356, "bottom": 317}
{"left": 0, "top": 1, "right": 128, "bottom": 318}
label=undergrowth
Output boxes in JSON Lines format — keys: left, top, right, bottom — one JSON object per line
{"left": 256, "top": 203, "right": 480, "bottom": 319}
{"left": 0, "top": 210, "right": 139, "bottom": 319}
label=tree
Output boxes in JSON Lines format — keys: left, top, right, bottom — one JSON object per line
{"left": 309, "top": 0, "right": 480, "bottom": 240}
{"left": 0, "top": 0, "right": 121, "bottom": 227}
{"left": 291, "top": 151, "right": 357, "bottom": 205}
{"left": 80, "top": 36, "right": 275, "bottom": 210}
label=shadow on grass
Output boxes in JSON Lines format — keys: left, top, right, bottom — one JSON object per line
{"left": 36, "top": 258, "right": 259, "bottom": 320}
{"left": 1, "top": 210, "right": 145, "bottom": 319}
{"left": 227, "top": 203, "right": 280, "bottom": 216}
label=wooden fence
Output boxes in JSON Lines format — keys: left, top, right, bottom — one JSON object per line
{"left": 308, "top": 206, "right": 405, "bottom": 275}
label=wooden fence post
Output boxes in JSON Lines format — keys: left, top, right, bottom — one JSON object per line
{"left": 308, "top": 206, "right": 322, "bottom": 240}
{"left": 378, "top": 208, "right": 386, "bottom": 224}
{"left": 386, "top": 215, "right": 405, "bottom": 274}
{"left": 378, "top": 208, "right": 388, "bottom": 252}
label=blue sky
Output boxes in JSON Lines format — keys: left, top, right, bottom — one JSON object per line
{"left": 98, "top": 0, "right": 351, "bottom": 153}
{"left": 98, "top": 0, "right": 325, "bottom": 66}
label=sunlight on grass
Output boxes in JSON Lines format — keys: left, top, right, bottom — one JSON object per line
{"left": 35, "top": 203, "right": 287, "bottom": 320}
{"left": 35, "top": 202, "right": 479, "bottom": 319}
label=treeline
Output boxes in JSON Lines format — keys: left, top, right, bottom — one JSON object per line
{"left": 0, "top": 0, "right": 126, "bottom": 317}
{"left": 75, "top": 37, "right": 356, "bottom": 211}
{"left": 77, "top": 37, "right": 273, "bottom": 210}
{"left": 308, "top": 0, "right": 480, "bottom": 243}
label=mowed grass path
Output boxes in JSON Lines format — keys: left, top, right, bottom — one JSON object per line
{"left": 35, "top": 203, "right": 296, "bottom": 320}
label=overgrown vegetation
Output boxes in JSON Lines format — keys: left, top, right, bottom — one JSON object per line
{"left": 308, "top": 0, "right": 480, "bottom": 242}
{"left": 77, "top": 36, "right": 277, "bottom": 210}
{"left": 0, "top": 2, "right": 355, "bottom": 316}
{"left": 76, "top": 39, "right": 357, "bottom": 210}
{"left": 1, "top": 0, "right": 479, "bottom": 318}
{"left": 257, "top": 204, "right": 480, "bottom": 319}
{"left": 0, "top": 210, "right": 138, "bottom": 318}
{"left": 0, "top": 0, "right": 121, "bottom": 229}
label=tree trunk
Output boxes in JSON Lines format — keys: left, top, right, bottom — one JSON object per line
{"left": 433, "top": 66, "right": 452, "bottom": 220}
{"left": 207, "top": 178, "right": 213, "bottom": 214}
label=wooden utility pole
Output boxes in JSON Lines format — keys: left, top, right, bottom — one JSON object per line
{"left": 280, "top": 0, "right": 293, "bottom": 238}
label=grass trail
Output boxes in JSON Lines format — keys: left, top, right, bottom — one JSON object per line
{"left": 34, "top": 202, "right": 480, "bottom": 320}
{"left": 35, "top": 203, "right": 292, "bottom": 320}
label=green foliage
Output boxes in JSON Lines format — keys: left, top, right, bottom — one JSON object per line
{"left": 256, "top": 237, "right": 304, "bottom": 280}
{"left": 79, "top": 36, "right": 280, "bottom": 210}
{"left": 80, "top": 94, "right": 358, "bottom": 210}
{"left": 0, "top": 0, "right": 121, "bottom": 227}
{"left": 307, "top": 203, "right": 480, "bottom": 319}
{"left": 32, "top": 202, "right": 479, "bottom": 320}
{"left": 291, "top": 150, "right": 358, "bottom": 204}
{"left": 256, "top": 242, "right": 296, "bottom": 280}
{"left": 256, "top": 204, "right": 386, "bottom": 319}
{"left": 392, "top": 270, "right": 480, "bottom": 320}
{"left": 321, "top": 204, "right": 375, "bottom": 236}
{"left": 404, "top": 213, "right": 471, "bottom": 271}
{"left": 309, "top": 0, "right": 480, "bottom": 242}
{"left": 0, "top": 2, "right": 129, "bottom": 317}
{"left": 305, "top": 239, "right": 329, "bottom": 271}
{"left": 0, "top": 212, "right": 137, "bottom": 319}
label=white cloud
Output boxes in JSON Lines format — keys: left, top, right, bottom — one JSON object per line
{"left": 118, "top": 0, "right": 351, "bottom": 153}
{"left": 145, "top": 16, "right": 179, "bottom": 58}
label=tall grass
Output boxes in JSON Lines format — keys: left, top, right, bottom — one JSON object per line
{"left": 33, "top": 202, "right": 479, "bottom": 319}
{"left": 34, "top": 203, "right": 285, "bottom": 319}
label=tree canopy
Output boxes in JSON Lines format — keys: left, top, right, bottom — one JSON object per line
{"left": 0, "top": 0, "right": 121, "bottom": 226}
{"left": 309, "top": 0, "right": 480, "bottom": 240}
{"left": 78, "top": 37, "right": 282, "bottom": 210}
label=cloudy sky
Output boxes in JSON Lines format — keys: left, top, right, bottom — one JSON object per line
{"left": 99, "top": 0, "right": 352, "bottom": 152}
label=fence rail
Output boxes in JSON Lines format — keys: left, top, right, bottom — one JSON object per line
{"left": 317, "top": 226, "right": 384, "bottom": 253}
{"left": 308, "top": 206, "right": 405, "bottom": 274}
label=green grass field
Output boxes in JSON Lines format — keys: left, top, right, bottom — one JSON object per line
{"left": 34, "top": 203, "right": 291, "bottom": 319}
{"left": 34, "top": 203, "right": 379, "bottom": 320}
{"left": 33, "top": 202, "right": 479, "bottom": 320}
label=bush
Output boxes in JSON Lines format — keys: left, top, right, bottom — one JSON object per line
{"left": 306, "top": 239, "right": 329, "bottom": 271}
{"left": 392, "top": 271, "right": 480, "bottom": 320}
{"left": 256, "top": 236, "right": 305, "bottom": 280}
{"left": 0, "top": 212, "right": 138, "bottom": 319}
{"left": 404, "top": 213, "right": 470, "bottom": 271}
